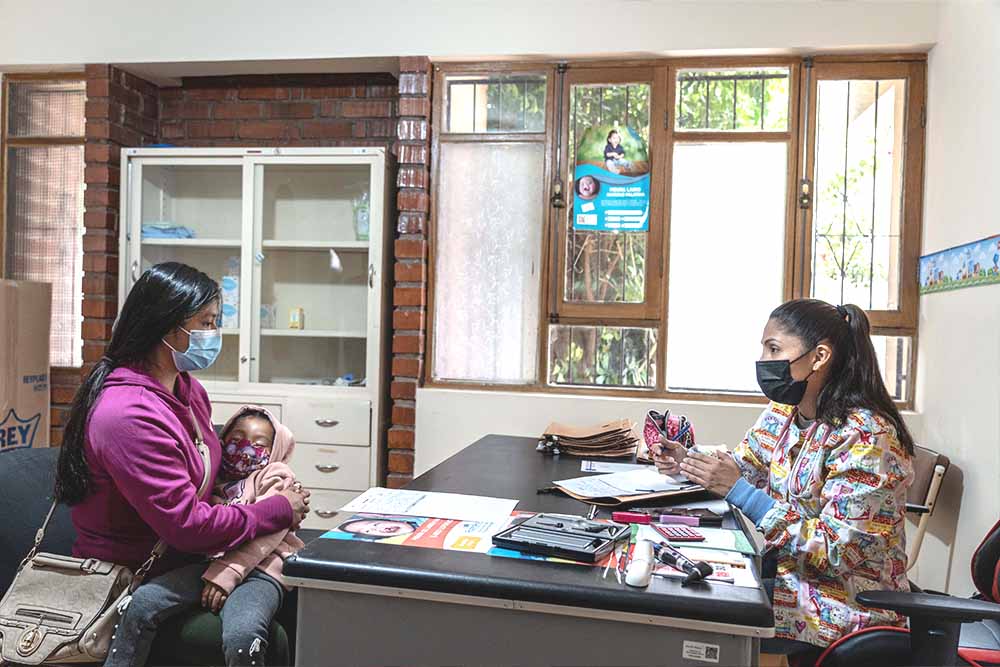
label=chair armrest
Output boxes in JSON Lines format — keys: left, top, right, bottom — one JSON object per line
{"left": 905, "top": 503, "right": 930, "bottom": 515}
{"left": 857, "top": 591, "right": 1000, "bottom": 624}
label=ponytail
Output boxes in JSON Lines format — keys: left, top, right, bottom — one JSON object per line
{"left": 54, "top": 262, "right": 220, "bottom": 505}
{"left": 769, "top": 299, "right": 915, "bottom": 455}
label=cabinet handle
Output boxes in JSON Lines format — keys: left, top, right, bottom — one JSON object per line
{"left": 368, "top": 264, "right": 375, "bottom": 288}
{"left": 315, "top": 509, "right": 338, "bottom": 519}
{"left": 315, "top": 464, "right": 340, "bottom": 473}
{"left": 131, "top": 260, "right": 139, "bottom": 282}
{"left": 315, "top": 419, "right": 340, "bottom": 428}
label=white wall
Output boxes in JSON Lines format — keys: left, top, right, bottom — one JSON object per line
{"left": 416, "top": 387, "right": 924, "bottom": 476}
{"left": 0, "top": 1, "right": 938, "bottom": 68}
{"left": 910, "top": 0, "right": 1000, "bottom": 596}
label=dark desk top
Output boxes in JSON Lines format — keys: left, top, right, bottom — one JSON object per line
{"left": 285, "top": 434, "right": 774, "bottom": 630}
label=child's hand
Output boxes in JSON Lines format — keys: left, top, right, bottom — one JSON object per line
{"left": 201, "top": 581, "right": 228, "bottom": 613}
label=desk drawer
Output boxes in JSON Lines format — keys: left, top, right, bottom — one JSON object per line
{"left": 286, "top": 398, "right": 370, "bottom": 446}
{"left": 292, "top": 443, "right": 371, "bottom": 491}
{"left": 302, "top": 489, "right": 361, "bottom": 531}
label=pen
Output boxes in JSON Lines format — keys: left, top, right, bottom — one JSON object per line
{"left": 587, "top": 504, "right": 599, "bottom": 520}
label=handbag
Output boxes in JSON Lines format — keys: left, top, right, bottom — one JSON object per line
{"left": 0, "top": 408, "right": 212, "bottom": 665}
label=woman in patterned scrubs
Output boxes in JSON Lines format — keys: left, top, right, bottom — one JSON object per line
{"left": 653, "top": 299, "right": 914, "bottom": 666}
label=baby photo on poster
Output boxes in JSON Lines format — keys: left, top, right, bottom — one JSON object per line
{"left": 572, "top": 125, "right": 650, "bottom": 232}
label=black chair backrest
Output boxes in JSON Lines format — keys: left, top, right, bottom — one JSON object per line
{"left": 972, "top": 517, "right": 1000, "bottom": 602}
{"left": 0, "top": 447, "right": 76, "bottom": 594}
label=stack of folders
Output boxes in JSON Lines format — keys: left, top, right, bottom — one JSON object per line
{"left": 538, "top": 420, "right": 640, "bottom": 458}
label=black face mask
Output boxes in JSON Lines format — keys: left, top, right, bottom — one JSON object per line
{"left": 755, "top": 348, "right": 816, "bottom": 405}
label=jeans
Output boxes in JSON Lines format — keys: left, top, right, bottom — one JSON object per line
{"left": 104, "top": 562, "right": 284, "bottom": 667}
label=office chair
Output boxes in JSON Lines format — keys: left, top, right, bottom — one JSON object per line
{"left": 815, "top": 516, "right": 1000, "bottom": 667}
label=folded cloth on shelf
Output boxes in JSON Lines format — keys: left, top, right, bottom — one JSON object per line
{"left": 141, "top": 222, "right": 196, "bottom": 239}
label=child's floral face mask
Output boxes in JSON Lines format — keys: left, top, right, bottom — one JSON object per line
{"left": 221, "top": 438, "right": 271, "bottom": 480}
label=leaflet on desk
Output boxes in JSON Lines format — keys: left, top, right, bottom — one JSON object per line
{"left": 340, "top": 487, "right": 519, "bottom": 524}
{"left": 554, "top": 468, "right": 692, "bottom": 499}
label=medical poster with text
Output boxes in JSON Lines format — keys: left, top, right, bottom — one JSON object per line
{"left": 572, "top": 124, "right": 650, "bottom": 232}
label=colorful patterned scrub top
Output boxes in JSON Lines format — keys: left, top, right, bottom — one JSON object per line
{"left": 732, "top": 402, "right": 914, "bottom": 647}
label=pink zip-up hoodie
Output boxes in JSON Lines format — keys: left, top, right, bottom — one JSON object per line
{"left": 72, "top": 367, "right": 293, "bottom": 577}
{"left": 202, "top": 406, "right": 305, "bottom": 593}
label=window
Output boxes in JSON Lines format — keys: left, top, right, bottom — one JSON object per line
{"left": 429, "top": 57, "right": 925, "bottom": 405}
{"left": 798, "top": 61, "right": 926, "bottom": 399}
{"left": 429, "top": 70, "right": 551, "bottom": 384}
{"left": 1, "top": 75, "right": 86, "bottom": 367}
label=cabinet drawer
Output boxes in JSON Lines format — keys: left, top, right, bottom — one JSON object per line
{"left": 286, "top": 398, "right": 370, "bottom": 446}
{"left": 301, "top": 489, "right": 362, "bottom": 531}
{"left": 292, "top": 443, "right": 371, "bottom": 491}
{"left": 212, "top": 401, "right": 282, "bottom": 428}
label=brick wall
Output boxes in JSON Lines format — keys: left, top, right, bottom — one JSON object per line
{"left": 51, "top": 65, "right": 160, "bottom": 446}
{"left": 386, "top": 58, "right": 432, "bottom": 488}
{"left": 158, "top": 74, "right": 397, "bottom": 148}
{"left": 74, "top": 66, "right": 428, "bottom": 484}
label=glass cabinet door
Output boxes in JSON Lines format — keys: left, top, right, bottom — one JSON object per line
{"left": 249, "top": 161, "right": 373, "bottom": 387}
{"left": 129, "top": 160, "right": 245, "bottom": 383}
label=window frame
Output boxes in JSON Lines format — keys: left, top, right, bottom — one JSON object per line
{"left": 425, "top": 62, "right": 558, "bottom": 386}
{"left": 794, "top": 59, "right": 926, "bottom": 332}
{"left": 553, "top": 65, "right": 667, "bottom": 324}
{"left": 424, "top": 55, "right": 924, "bottom": 409}
{"left": 0, "top": 72, "right": 87, "bottom": 369}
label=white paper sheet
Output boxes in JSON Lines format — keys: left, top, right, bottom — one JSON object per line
{"left": 580, "top": 460, "right": 651, "bottom": 473}
{"left": 339, "top": 487, "right": 518, "bottom": 523}
{"left": 554, "top": 468, "right": 692, "bottom": 499}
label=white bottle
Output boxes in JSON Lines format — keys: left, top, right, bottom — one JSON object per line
{"left": 625, "top": 539, "right": 655, "bottom": 588}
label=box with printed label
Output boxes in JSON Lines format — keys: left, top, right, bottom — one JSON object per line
{"left": 0, "top": 280, "right": 51, "bottom": 450}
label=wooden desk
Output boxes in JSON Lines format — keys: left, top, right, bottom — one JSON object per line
{"left": 285, "top": 434, "right": 774, "bottom": 666}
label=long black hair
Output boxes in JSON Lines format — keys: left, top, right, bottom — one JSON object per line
{"left": 769, "top": 298, "right": 915, "bottom": 455}
{"left": 55, "top": 262, "right": 220, "bottom": 505}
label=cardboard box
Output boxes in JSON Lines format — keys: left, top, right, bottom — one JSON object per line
{"left": 0, "top": 280, "right": 51, "bottom": 450}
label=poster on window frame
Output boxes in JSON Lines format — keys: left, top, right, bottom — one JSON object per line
{"left": 919, "top": 234, "right": 1000, "bottom": 294}
{"left": 572, "top": 124, "right": 650, "bottom": 232}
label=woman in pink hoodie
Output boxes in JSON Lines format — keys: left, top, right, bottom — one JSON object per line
{"left": 53, "top": 262, "right": 311, "bottom": 667}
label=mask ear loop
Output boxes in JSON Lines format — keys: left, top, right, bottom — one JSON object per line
{"left": 162, "top": 326, "right": 192, "bottom": 354}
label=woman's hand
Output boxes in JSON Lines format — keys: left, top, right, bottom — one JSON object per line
{"left": 201, "top": 581, "right": 228, "bottom": 613}
{"left": 650, "top": 437, "right": 688, "bottom": 475}
{"left": 679, "top": 450, "right": 742, "bottom": 497}
{"left": 278, "top": 483, "right": 311, "bottom": 529}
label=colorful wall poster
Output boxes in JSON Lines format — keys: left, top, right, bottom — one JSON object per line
{"left": 920, "top": 234, "right": 1000, "bottom": 294}
{"left": 320, "top": 513, "right": 507, "bottom": 553}
{"left": 572, "top": 125, "right": 650, "bottom": 232}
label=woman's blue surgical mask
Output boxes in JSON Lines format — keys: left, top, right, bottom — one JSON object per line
{"left": 163, "top": 327, "right": 222, "bottom": 372}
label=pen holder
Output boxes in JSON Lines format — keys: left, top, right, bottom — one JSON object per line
{"left": 642, "top": 410, "right": 696, "bottom": 453}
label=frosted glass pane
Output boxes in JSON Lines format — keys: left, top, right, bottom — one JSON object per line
{"left": 667, "top": 142, "right": 787, "bottom": 392}
{"left": 5, "top": 146, "right": 85, "bottom": 367}
{"left": 8, "top": 80, "right": 86, "bottom": 137}
{"left": 433, "top": 142, "right": 545, "bottom": 383}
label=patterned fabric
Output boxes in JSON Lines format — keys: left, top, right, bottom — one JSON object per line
{"left": 732, "top": 402, "right": 913, "bottom": 647}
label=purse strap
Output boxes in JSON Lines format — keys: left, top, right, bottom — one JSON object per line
{"left": 22, "top": 407, "right": 214, "bottom": 588}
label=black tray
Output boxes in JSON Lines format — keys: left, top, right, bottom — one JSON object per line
{"left": 491, "top": 513, "right": 630, "bottom": 562}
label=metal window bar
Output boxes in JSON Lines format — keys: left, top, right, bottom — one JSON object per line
{"left": 759, "top": 79, "right": 766, "bottom": 130}
{"left": 732, "top": 79, "right": 737, "bottom": 130}
{"left": 677, "top": 72, "right": 788, "bottom": 83}
{"left": 868, "top": 81, "right": 880, "bottom": 310}
{"left": 840, "top": 82, "right": 852, "bottom": 307}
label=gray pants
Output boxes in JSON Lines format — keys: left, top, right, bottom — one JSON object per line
{"left": 104, "top": 562, "right": 284, "bottom": 667}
